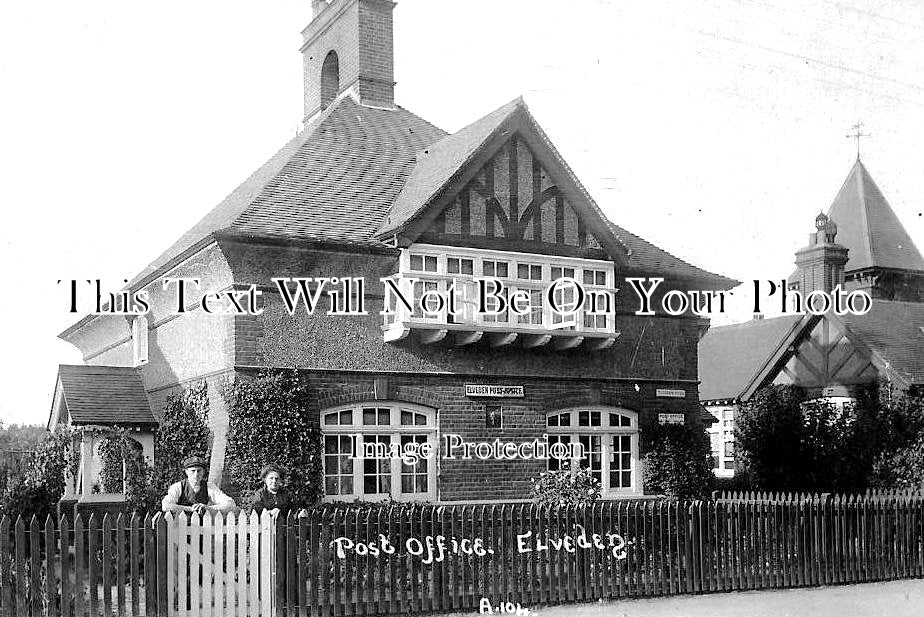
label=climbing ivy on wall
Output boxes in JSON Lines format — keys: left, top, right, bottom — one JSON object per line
{"left": 223, "top": 370, "right": 322, "bottom": 510}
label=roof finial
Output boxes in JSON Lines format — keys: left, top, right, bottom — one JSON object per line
{"left": 846, "top": 120, "right": 870, "bottom": 160}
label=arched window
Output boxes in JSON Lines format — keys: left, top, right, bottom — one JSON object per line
{"left": 320, "top": 50, "right": 340, "bottom": 110}
{"left": 546, "top": 407, "right": 640, "bottom": 496}
{"left": 321, "top": 402, "right": 437, "bottom": 502}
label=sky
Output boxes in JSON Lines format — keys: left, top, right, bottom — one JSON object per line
{"left": 1, "top": 0, "right": 922, "bottom": 426}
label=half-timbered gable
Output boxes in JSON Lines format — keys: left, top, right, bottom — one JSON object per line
{"left": 422, "top": 135, "right": 604, "bottom": 255}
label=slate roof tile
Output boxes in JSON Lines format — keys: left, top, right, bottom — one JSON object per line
{"left": 57, "top": 365, "right": 156, "bottom": 425}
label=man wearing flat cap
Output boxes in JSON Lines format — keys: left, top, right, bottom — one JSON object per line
{"left": 161, "top": 455, "right": 236, "bottom": 514}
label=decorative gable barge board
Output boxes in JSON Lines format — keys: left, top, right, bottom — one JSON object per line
{"left": 222, "top": 366, "right": 703, "bottom": 501}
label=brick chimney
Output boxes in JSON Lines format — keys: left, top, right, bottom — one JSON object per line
{"left": 794, "top": 212, "right": 849, "bottom": 294}
{"left": 300, "top": 0, "right": 396, "bottom": 121}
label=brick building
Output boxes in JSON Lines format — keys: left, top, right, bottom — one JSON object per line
{"left": 52, "top": 0, "right": 734, "bottom": 505}
{"left": 700, "top": 160, "right": 924, "bottom": 476}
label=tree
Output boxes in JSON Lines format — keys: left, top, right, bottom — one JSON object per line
{"left": 734, "top": 385, "right": 807, "bottom": 490}
{"left": 737, "top": 383, "right": 924, "bottom": 492}
{"left": 0, "top": 427, "right": 75, "bottom": 522}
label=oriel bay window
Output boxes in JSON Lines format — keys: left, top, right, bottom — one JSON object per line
{"left": 382, "top": 244, "right": 617, "bottom": 345}
{"left": 321, "top": 403, "right": 437, "bottom": 502}
{"left": 546, "top": 407, "right": 640, "bottom": 496}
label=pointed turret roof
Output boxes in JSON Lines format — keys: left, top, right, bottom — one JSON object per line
{"left": 827, "top": 159, "right": 924, "bottom": 273}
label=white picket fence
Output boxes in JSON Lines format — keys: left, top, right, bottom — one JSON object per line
{"left": 164, "top": 510, "right": 276, "bottom": 617}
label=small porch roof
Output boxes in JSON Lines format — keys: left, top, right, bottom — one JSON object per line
{"left": 48, "top": 365, "right": 157, "bottom": 430}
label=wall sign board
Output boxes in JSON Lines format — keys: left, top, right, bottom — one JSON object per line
{"left": 656, "top": 389, "right": 686, "bottom": 398}
{"left": 658, "top": 413, "right": 685, "bottom": 425}
{"left": 465, "top": 385, "right": 524, "bottom": 398}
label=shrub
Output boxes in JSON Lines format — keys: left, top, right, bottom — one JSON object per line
{"left": 642, "top": 423, "right": 713, "bottom": 498}
{"left": 0, "top": 427, "right": 75, "bottom": 522}
{"left": 153, "top": 381, "right": 211, "bottom": 490}
{"left": 735, "top": 385, "right": 806, "bottom": 490}
{"left": 223, "top": 370, "right": 322, "bottom": 510}
{"left": 529, "top": 464, "right": 601, "bottom": 507}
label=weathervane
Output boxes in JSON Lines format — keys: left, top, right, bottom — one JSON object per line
{"left": 846, "top": 121, "right": 871, "bottom": 160}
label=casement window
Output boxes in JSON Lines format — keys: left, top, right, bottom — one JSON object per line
{"left": 546, "top": 407, "right": 640, "bottom": 496}
{"left": 385, "top": 245, "right": 617, "bottom": 339}
{"left": 321, "top": 403, "right": 437, "bottom": 502}
{"left": 132, "top": 316, "right": 149, "bottom": 366}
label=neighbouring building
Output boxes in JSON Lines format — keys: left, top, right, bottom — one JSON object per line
{"left": 700, "top": 159, "right": 924, "bottom": 476}
{"left": 52, "top": 0, "right": 735, "bottom": 506}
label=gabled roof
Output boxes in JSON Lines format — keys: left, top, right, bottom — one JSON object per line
{"left": 378, "top": 97, "right": 633, "bottom": 266}
{"left": 698, "top": 315, "right": 804, "bottom": 401}
{"left": 111, "top": 95, "right": 733, "bottom": 298}
{"left": 378, "top": 97, "right": 736, "bottom": 287}
{"left": 380, "top": 97, "right": 522, "bottom": 237}
{"left": 52, "top": 365, "right": 156, "bottom": 427}
{"left": 699, "top": 301, "right": 924, "bottom": 404}
{"left": 827, "top": 159, "right": 924, "bottom": 273}
{"left": 838, "top": 300, "right": 924, "bottom": 386}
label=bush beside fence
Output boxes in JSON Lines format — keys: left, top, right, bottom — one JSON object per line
{"left": 0, "top": 492, "right": 922, "bottom": 617}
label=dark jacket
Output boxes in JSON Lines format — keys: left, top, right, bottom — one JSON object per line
{"left": 252, "top": 486, "right": 292, "bottom": 517}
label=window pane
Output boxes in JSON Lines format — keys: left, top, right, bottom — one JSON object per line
{"left": 415, "top": 413, "right": 427, "bottom": 426}
{"left": 363, "top": 408, "right": 377, "bottom": 425}
{"left": 610, "top": 434, "right": 632, "bottom": 489}
{"left": 590, "top": 411, "right": 601, "bottom": 426}
{"left": 410, "top": 255, "right": 423, "bottom": 271}
{"left": 339, "top": 409, "right": 352, "bottom": 424}
{"left": 578, "top": 411, "right": 589, "bottom": 426}
{"left": 401, "top": 410, "right": 413, "bottom": 425}
{"left": 518, "top": 264, "right": 529, "bottom": 279}
{"left": 447, "top": 259, "right": 459, "bottom": 274}
{"left": 425, "top": 256, "right": 437, "bottom": 271}
{"left": 596, "top": 272, "right": 606, "bottom": 285}
{"left": 400, "top": 435, "right": 428, "bottom": 494}
{"left": 462, "top": 259, "right": 473, "bottom": 275}
{"left": 497, "top": 263, "right": 508, "bottom": 277}
{"left": 362, "top": 435, "right": 391, "bottom": 494}
{"left": 578, "top": 435, "right": 602, "bottom": 482}
{"left": 546, "top": 435, "right": 570, "bottom": 472}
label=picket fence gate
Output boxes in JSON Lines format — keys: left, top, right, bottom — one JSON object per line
{"left": 1, "top": 493, "right": 923, "bottom": 617}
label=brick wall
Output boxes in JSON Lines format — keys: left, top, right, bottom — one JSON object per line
{"left": 223, "top": 369, "right": 702, "bottom": 502}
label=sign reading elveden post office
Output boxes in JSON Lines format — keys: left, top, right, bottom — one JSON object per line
{"left": 465, "top": 385, "right": 525, "bottom": 398}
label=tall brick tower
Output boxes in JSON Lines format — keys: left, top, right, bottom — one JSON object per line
{"left": 301, "top": 0, "right": 396, "bottom": 122}
{"left": 794, "top": 212, "right": 849, "bottom": 295}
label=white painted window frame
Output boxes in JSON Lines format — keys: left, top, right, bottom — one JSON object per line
{"left": 320, "top": 402, "right": 438, "bottom": 503}
{"left": 546, "top": 406, "right": 642, "bottom": 497}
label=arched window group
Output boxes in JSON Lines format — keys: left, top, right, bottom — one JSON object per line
{"left": 546, "top": 407, "right": 640, "bottom": 495}
{"left": 321, "top": 402, "right": 437, "bottom": 502}
{"left": 319, "top": 403, "right": 640, "bottom": 501}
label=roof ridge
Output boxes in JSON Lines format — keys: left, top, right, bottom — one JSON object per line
{"left": 855, "top": 160, "right": 875, "bottom": 270}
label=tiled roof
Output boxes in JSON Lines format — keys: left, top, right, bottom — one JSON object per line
{"left": 607, "top": 221, "right": 737, "bottom": 286}
{"left": 698, "top": 315, "right": 804, "bottom": 401}
{"left": 827, "top": 160, "right": 924, "bottom": 273}
{"left": 129, "top": 96, "right": 446, "bottom": 287}
{"left": 840, "top": 300, "right": 924, "bottom": 385}
{"left": 57, "top": 365, "right": 156, "bottom": 425}
{"left": 379, "top": 97, "right": 522, "bottom": 236}
{"left": 125, "top": 94, "right": 733, "bottom": 292}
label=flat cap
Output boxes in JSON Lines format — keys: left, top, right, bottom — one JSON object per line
{"left": 182, "top": 455, "right": 207, "bottom": 469}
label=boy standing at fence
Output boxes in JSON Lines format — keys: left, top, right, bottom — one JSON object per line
{"left": 161, "top": 455, "right": 237, "bottom": 514}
